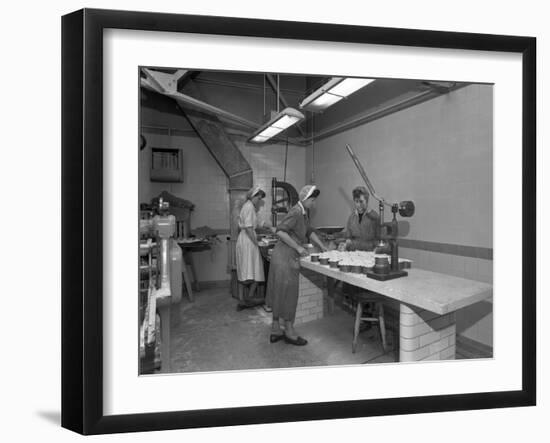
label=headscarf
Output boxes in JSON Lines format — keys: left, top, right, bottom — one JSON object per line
{"left": 299, "top": 185, "right": 317, "bottom": 201}
{"left": 246, "top": 185, "right": 263, "bottom": 200}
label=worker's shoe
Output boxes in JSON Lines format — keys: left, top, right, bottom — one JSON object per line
{"left": 269, "top": 333, "right": 285, "bottom": 343}
{"left": 283, "top": 335, "right": 308, "bottom": 346}
{"left": 236, "top": 298, "right": 264, "bottom": 311}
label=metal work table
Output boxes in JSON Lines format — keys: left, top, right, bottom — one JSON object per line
{"left": 300, "top": 258, "right": 493, "bottom": 361}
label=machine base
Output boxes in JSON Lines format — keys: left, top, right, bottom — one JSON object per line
{"left": 366, "top": 269, "right": 408, "bottom": 281}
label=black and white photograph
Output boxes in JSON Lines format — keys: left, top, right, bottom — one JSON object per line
{"left": 2, "top": 0, "right": 544, "bottom": 440}
{"left": 138, "top": 68, "right": 494, "bottom": 375}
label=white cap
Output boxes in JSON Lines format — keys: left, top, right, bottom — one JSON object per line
{"left": 299, "top": 185, "right": 317, "bottom": 201}
{"left": 246, "top": 185, "right": 263, "bottom": 199}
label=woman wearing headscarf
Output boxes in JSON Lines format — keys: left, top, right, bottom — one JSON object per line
{"left": 266, "top": 185, "right": 327, "bottom": 346}
{"left": 235, "top": 185, "right": 268, "bottom": 311}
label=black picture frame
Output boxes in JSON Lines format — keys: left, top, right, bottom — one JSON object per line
{"left": 61, "top": 8, "right": 536, "bottom": 435}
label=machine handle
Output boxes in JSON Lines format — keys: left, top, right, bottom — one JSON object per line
{"left": 345, "top": 144, "right": 392, "bottom": 208}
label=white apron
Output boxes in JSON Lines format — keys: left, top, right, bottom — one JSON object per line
{"left": 236, "top": 200, "right": 265, "bottom": 282}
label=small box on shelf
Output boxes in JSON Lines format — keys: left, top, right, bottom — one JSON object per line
{"left": 150, "top": 147, "right": 183, "bottom": 182}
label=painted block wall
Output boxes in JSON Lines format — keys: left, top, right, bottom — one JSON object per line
{"left": 309, "top": 84, "right": 493, "bottom": 248}
{"left": 309, "top": 84, "right": 493, "bottom": 347}
{"left": 400, "top": 247, "right": 493, "bottom": 346}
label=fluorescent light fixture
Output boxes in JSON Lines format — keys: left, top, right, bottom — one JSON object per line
{"left": 249, "top": 107, "right": 305, "bottom": 143}
{"left": 300, "top": 77, "right": 375, "bottom": 112}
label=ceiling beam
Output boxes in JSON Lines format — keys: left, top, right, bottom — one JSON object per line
{"left": 302, "top": 84, "right": 468, "bottom": 143}
{"left": 142, "top": 68, "right": 180, "bottom": 93}
{"left": 173, "top": 69, "right": 188, "bottom": 81}
{"left": 140, "top": 69, "right": 307, "bottom": 146}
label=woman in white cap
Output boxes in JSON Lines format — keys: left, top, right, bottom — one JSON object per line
{"left": 235, "top": 185, "right": 268, "bottom": 311}
{"left": 266, "top": 185, "right": 327, "bottom": 345}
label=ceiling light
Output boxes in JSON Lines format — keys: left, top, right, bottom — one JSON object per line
{"left": 249, "top": 107, "right": 304, "bottom": 143}
{"left": 300, "top": 77, "right": 375, "bottom": 112}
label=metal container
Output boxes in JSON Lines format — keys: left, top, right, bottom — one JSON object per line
{"left": 373, "top": 255, "right": 390, "bottom": 274}
{"left": 351, "top": 264, "right": 362, "bottom": 273}
{"left": 338, "top": 263, "right": 351, "bottom": 273}
{"left": 319, "top": 257, "right": 330, "bottom": 265}
{"left": 310, "top": 253, "right": 320, "bottom": 262}
{"left": 328, "top": 259, "right": 340, "bottom": 268}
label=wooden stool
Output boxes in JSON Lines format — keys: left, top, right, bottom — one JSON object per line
{"left": 237, "top": 281, "right": 265, "bottom": 309}
{"left": 352, "top": 292, "right": 387, "bottom": 353}
{"left": 181, "top": 253, "right": 194, "bottom": 302}
{"left": 182, "top": 250, "right": 200, "bottom": 292}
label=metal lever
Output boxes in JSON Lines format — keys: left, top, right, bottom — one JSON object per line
{"left": 345, "top": 144, "right": 392, "bottom": 208}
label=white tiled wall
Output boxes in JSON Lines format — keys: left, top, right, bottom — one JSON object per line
{"left": 235, "top": 139, "right": 307, "bottom": 227}
{"left": 139, "top": 132, "right": 230, "bottom": 228}
{"left": 139, "top": 132, "right": 306, "bottom": 282}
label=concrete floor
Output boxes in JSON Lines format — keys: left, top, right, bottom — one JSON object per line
{"left": 168, "top": 286, "right": 397, "bottom": 373}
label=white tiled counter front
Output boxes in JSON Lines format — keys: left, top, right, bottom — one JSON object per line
{"left": 399, "top": 305, "right": 456, "bottom": 361}
{"left": 300, "top": 259, "right": 492, "bottom": 361}
{"left": 295, "top": 268, "right": 326, "bottom": 325}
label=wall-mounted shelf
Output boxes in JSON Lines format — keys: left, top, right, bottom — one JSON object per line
{"left": 150, "top": 147, "right": 183, "bottom": 182}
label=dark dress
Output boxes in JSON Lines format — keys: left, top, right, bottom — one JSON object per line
{"left": 266, "top": 203, "right": 313, "bottom": 322}
{"left": 345, "top": 209, "right": 380, "bottom": 251}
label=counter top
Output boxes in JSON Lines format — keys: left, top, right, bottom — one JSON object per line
{"left": 300, "top": 259, "right": 492, "bottom": 315}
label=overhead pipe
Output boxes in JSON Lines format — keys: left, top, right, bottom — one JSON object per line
{"left": 141, "top": 77, "right": 258, "bottom": 129}
{"left": 266, "top": 74, "right": 288, "bottom": 109}
{"left": 141, "top": 124, "right": 294, "bottom": 144}
{"left": 194, "top": 76, "right": 303, "bottom": 96}
{"left": 142, "top": 69, "right": 465, "bottom": 147}
{"left": 265, "top": 73, "right": 306, "bottom": 138}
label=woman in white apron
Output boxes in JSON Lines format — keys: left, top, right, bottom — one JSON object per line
{"left": 236, "top": 185, "right": 267, "bottom": 311}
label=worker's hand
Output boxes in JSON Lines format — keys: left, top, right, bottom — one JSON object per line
{"left": 320, "top": 244, "right": 328, "bottom": 253}
{"left": 339, "top": 239, "right": 353, "bottom": 251}
{"left": 297, "top": 246, "right": 309, "bottom": 257}
{"left": 337, "top": 241, "right": 347, "bottom": 252}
